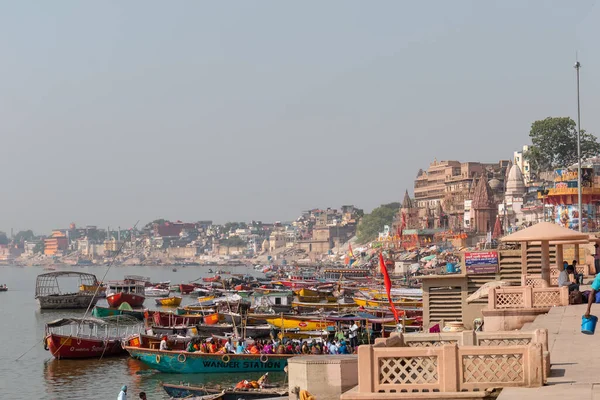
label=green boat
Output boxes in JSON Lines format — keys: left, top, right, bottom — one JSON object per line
{"left": 91, "top": 303, "right": 145, "bottom": 320}
{"left": 124, "top": 347, "right": 293, "bottom": 373}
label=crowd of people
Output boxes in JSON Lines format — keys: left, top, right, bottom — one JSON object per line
{"left": 181, "top": 336, "right": 355, "bottom": 355}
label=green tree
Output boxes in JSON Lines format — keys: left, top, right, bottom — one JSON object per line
{"left": 143, "top": 219, "right": 168, "bottom": 230}
{"left": 356, "top": 202, "right": 400, "bottom": 243}
{"left": 223, "top": 222, "right": 247, "bottom": 233}
{"left": 525, "top": 117, "right": 600, "bottom": 175}
{"left": 14, "top": 230, "right": 35, "bottom": 243}
{"left": 33, "top": 242, "right": 45, "bottom": 254}
{"left": 0, "top": 232, "right": 8, "bottom": 245}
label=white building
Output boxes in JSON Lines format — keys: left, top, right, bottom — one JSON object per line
{"left": 513, "top": 145, "right": 531, "bottom": 184}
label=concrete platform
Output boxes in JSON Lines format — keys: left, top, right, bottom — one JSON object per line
{"left": 498, "top": 304, "right": 600, "bottom": 399}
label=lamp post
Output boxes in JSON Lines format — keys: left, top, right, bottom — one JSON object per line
{"left": 575, "top": 60, "right": 582, "bottom": 232}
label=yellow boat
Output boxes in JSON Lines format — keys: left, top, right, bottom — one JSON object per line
{"left": 353, "top": 297, "right": 423, "bottom": 308}
{"left": 297, "top": 288, "right": 337, "bottom": 303}
{"left": 197, "top": 296, "right": 215, "bottom": 303}
{"left": 79, "top": 284, "right": 106, "bottom": 295}
{"left": 292, "top": 301, "right": 357, "bottom": 311}
{"left": 154, "top": 296, "right": 182, "bottom": 307}
{"left": 265, "top": 316, "right": 336, "bottom": 331}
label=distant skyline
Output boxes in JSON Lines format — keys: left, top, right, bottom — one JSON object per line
{"left": 1, "top": 1, "right": 599, "bottom": 234}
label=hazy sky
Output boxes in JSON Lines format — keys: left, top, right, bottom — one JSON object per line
{"left": 1, "top": 1, "right": 599, "bottom": 234}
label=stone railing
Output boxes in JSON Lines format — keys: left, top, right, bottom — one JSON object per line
{"left": 374, "top": 330, "right": 549, "bottom": 380}
{"left": 524, "top": 265, "right": 590, "bottom": 287}
{"left": 354, "top": 342, "right": 543, "bottom": 395}
{"left": 488, "top": 286, "right": 568, "bottom": 310}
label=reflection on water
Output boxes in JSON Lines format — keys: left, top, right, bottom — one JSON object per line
{"left": 0, "top": 265, "right": 269, "bottom": 399}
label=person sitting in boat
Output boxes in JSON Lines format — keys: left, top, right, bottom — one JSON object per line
{"left": 285, "top": 341, "right": 294, "bottom": 354}
{"left": 224, "top": 338, "right": 233, "bottom": 354}
{"left": 262, "top": 341, "right": 273, "bottom": 354}
{"left": 248, "top": 343, "right": 260, "bottom": 354}
{"left": 186, "top": 340, "right": 196, "bottom": 353}
{"left": 208, "top": 339, "right": 218, "bottom": 353}
{"left": 159, "top": 336, "right": 170, "bottom": 351}
{"left": 236, "top": 341, "right": 246, "bottom": 354}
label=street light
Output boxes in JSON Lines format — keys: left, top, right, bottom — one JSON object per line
{"left": 575, "top": 60, "right": 582, "bottom": 232}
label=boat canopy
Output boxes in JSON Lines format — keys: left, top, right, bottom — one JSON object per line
{"left": 46, "top": 317, "right": 109, "bottom": 328}
{"left": 35, "top": 271, "right": 99, "bottom": 297}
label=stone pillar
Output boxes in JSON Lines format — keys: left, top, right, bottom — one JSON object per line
{"left": 556, "top": 244, "right": 564, "bottom": 271}
{"left": 288, "top": 355, "right": 358, "bottom": 400}
{"left": 574, "top": 244, "right": 580, "bottom": 264}
{"left": 540, "top": 241, "right": 550, "bottom": 285}
{"left": 521, "top": 242, "right": 528, "bottom": 286}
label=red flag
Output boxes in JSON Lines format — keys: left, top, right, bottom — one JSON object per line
{"left": 379, "top": 253, "right": 400, "bottom": 322}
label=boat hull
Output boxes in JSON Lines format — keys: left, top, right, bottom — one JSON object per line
{"left": 91, "top": 306, "right": 145, "bottom": 320}
{"left": 163, "top": 383, "right": 287, "bottom": 399}
{"left": 106, "top": 292, "right": 145, "bottom": 308}
{"left": 37, "top": 294, "right": 99, "bottom": 309}
{"left": 353, "top": 297, "right": 423, "bottom": 308}
{"left": 265, "top": 316, "right": 335, "bottom": 331}
{"left": 155, "top": 296, "right": 182, "bottom": 307}
{"left": 46, "top": 333, "right": 124, "bottom": 359}
{"left": 124, "top": 347, "right": 292, "bottom": 373}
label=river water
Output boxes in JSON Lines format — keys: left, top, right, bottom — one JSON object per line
{"left": 0, "top": 265, "right": 285, "bottom": 399}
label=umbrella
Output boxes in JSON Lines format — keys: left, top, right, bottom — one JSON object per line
{"left": 492, "top": 216, "right": 502, "bottom": 239}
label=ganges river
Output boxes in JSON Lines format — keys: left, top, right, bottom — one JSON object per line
{"left": 0, "top": 265, "right": 286, "bottom": 399}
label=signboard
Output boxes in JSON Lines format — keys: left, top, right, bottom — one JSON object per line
{"left": 465, "top": 251, "right": 499, "bottom": 274}
{"left": 555, "top": 204, "right": 596, "bottom": 232}
{"left": 554, "top": 168, "right": 594, "bottom": 189}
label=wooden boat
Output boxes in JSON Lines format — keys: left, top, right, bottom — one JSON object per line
{"left": 155, "top": 296, "right": 182, "bottom": 307}
{"left": 296, "top": 288, "right": 337, "bottom": 303}
{"left": 180, "top": 283, "right": 196, "bottom": 294}
{"left": 152, "top": 311, "right": 207, "bottom": 326}
{"left": 36, "top": 271, "right": 101, "bottom": 309}
{"left": 0, "top": 285, "right": 8, "bottom": 292}
{"left": 352, "top": 297, "right": 423, "bottom": 308}
{"left": 195, "top": 323, "right": 271, "bottom": 338}
{"left": 124, "top": 346, "right": 293, "bottom": 373}
{"left": 264, "top": 316, "right": 335, "bottom": 331}
{"left": 91, "top": 304, "right": 145, "bottom": 320}
{"left": 106, "top": 279, "right": 146, "bottom": 308}
{"left": 203, "top": 276, "right": 221, "bottom": 283}
{"left": 292, "top": 301, "right": 357, "bottom": 312}
{"left": 162, "top": 383, "right": 288, "bottom": 399}
{"left": 79, "top": 284, "right": 106, "bottom": 298}
{"left": 44, "top": 317, "right": 135, "bottom": 359}
{"left": 145, "top": 287, "right": 170, "bottom": 297}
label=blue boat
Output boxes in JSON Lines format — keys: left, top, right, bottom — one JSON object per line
{"left": 124, "top": 347, "right": 293, "bottom": 373}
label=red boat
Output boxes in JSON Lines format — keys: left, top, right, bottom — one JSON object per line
{"left": 44, "top": 317, "right": 127, "bottom": 359}
{"left": 106, "top": 280, "right": 146, "bottom": 308}
{"left": 179, "top": 283, "right": 195, "bottom": 294}
{"left": 202, "top": 275, "right": 220, "bottom": 283}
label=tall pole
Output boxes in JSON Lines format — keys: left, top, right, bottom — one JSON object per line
{"left": 575, "top": 61, "right": 582, "bottom": 232}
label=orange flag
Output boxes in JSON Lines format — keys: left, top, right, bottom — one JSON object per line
{"left": 379, "top": 253, "right": 400, "bottom": 322}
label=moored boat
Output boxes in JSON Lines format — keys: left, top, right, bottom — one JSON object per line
{"left": 44, "top": 317, "right": 140, "bottom": 359}
{"left": 180, "top": 283, "right": 196, "bottom": 294}
{"left": 91, "top": 303, "right": 145, "bottom": 320}
{"left": 162, "top": 383, "right": 288, "bottom": 399}
{"left": 264, "top": 316, "right": 335, "bottom": 331}
{"left": 352, "top": 297, "right": 423, "bottom": 308}
{"left": 155, "top": 296, "right": 183, "bottom": 307}
{"left": 145, "top": 287, "right": 171, "bottom": 297}
{"left": 124, "top": 346, "right": 293, "bottom": 373}
{"left": 35, "top": 271, "right": 102, "bottom": 309}
{"left": 106, "top": 279, "right": 146, "bottom": 308}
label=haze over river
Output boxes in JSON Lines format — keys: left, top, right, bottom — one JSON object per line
{"left": 0, "top": 265, "right": 284, "bottom": 399}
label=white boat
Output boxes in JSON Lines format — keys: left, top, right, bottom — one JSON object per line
{"left": 35, "top": 271, "right": 101, "bottom": 310}
{"left": 144, "top": 287, "right": 170, "bottom": 297}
